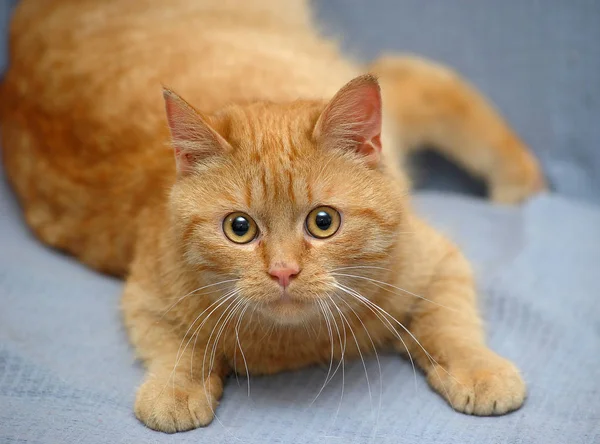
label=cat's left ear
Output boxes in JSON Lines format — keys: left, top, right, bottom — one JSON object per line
{"left": 313, "top": 74, "right": 382, "bottom": 167}
{"left": 163, "top": 88, "right": 231, "bottom": 175}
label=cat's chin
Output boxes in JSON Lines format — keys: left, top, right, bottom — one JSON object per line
{"left": 260, "top": 298, "right": 318, "bottom": 326}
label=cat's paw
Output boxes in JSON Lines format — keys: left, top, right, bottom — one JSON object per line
{"left": 134, "top": 375, "right": 218, "bottom": 433}
{"left": 490, "top": 154, "right": 546, "bottom": 204}
{"left": 427, "top": 352, "right": 526, "bottom": 416}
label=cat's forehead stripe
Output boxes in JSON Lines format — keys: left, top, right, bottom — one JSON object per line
{"left": 260, "top": 169, "right": 268, "bottom": 200}
{"left": 244, "top": 181, "right": 252, "bottom": 208}
{"left": 286, "top": 170, "right": 296, "bottom": 205}
{"left": 227, "top": 105, "right": 327, "bottom": 211}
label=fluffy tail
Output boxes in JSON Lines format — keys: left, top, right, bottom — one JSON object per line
{"left": 369, "top": 55, "right": 546, "bottom": 203}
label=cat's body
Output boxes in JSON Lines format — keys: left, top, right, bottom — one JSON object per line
{"left": 1, "top": 0, "right": 544, "bottom": 433}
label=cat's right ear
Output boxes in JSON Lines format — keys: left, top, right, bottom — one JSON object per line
{"left": 313, "top": 74, "right": 383, "bottom": 167}
{"left": 163, "top": 89, "right": 231, "bottom": 175}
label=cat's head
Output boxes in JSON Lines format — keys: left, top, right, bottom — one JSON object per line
{"left": 165, "top": 75, "right": 408, "bottom": 325}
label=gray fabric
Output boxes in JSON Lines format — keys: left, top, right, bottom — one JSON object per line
{"left": 1, "top": 1, "right": 600, "bottom": 443}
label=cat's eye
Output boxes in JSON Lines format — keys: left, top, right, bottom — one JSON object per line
{"left": 305, "top": 206, "right": 341, "bottom": 239}
{"left": 223, "top": 212, "right": 258, "bottom": 244}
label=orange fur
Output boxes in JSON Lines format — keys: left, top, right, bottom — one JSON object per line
{"left": 0, "top": 0, "right": 544, "bottom": 433}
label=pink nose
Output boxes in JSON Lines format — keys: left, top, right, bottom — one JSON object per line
{"left": 268, "top": 265, "right": 300, "bottom": 288}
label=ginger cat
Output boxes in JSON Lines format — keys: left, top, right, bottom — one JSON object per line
{"left": 0, "top": 0, "right": 545, "bottom": 433}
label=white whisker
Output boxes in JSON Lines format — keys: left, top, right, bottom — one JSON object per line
{"left": 207, "top": 297, "right": 245, "bottom": 375}
{"left": 234, "top": 303, "right": 252, "bottom": 397}
{"left": 331, "top": 272, "right": 456, "bottom": 312}
{"left": 334, "top": 294, "right": 383, "bottom": 439}
{"left": 334, "top": 283, "right": 418, "bottom": 391}
{"left": 160, "top": 289, "right": 239, "bottom": 397}
{"left": 149, "top": 289, "right": 240, "bottom": 427}
{"left": 330, "top": 294, "right": 373, "bottom": 408}
{"left": 335, "top": 282, "right": 458, "bottom": 407}
{"left": 322, "top": 298, "right": 346, "bottom": 387}
{"left": 325, "top": 295, "right": 349, "bottom": 426}
{"left": 157, "top": 278, "right": 241, "bottom": 324}
{"left": 174, "top": 288, "right": 239, "bottom": 371}
{"left": 200, "top": 294, "right": 244, "bottom": 433}
{"left": 311, "top": 299, "right": 335, "bottom": 405}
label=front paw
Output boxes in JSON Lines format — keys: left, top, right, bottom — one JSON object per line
{"left": 134, "top": 375, "right": 218, "bottom": 433}
{"left": 427, "top": 351, "right": 526, "bottom": 416}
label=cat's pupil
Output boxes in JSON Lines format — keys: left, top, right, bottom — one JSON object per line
{"left": 231, "top": 216, "right": 250, "bottom": 236}
{"left": 315, "top": 211, "right": 332, "bottom": 230}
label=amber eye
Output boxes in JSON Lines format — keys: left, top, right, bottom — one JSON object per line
{"left": 223, "top": 212, "right": 258, "bottom": 244}
{"left": 306, "top": 206, "right": 341, "bottom": 239}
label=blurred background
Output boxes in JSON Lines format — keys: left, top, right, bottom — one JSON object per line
{"left": 2, "top": 0, "right": 599, "bottom": 202}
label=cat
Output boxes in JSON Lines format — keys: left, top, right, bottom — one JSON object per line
{"left": 0, "top": 0, "right": 545, "bottom": 433}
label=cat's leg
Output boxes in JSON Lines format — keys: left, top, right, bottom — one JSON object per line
{"left": 370, "top": 55, "right": 546, "bottom": 204}
{"left": 390, "top": 222, "right": 526, "bottom": 415}
{"left": 121, "top": 278, "right": 228, "bottom": 433}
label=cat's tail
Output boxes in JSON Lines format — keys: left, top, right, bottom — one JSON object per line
{"left": 368, "top": 54, "right": 546, "bottom": 204}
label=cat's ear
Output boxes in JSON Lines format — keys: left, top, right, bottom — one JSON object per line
{"left": 163, "top": 88, "right": 231, "bottom": 175}
{"left": 313, "top": 74, "right": 382, "bottom": 167}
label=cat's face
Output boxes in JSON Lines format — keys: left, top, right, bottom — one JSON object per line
{"left": 166, "top": 76, "right": 407, "bottom": 325}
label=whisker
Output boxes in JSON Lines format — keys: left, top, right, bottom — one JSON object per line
{"left": 150, "top": 289, "right": 240, "bottom": 422}
{"left": 318, "top": 298, "right": 335, "bottom": 382}
{"left": 311, "top": 299, "right": 335, "bottom": 405}
{"left": 234, "top": 303, "right": 252, "bottom": 397}
{"left": 335, "top": 282, "right": 458, "bottom": 407}
{"left": 175, "top": 288, "right": 239, "bottom": 368}
{"left": 330, "top": 265, "right": 393, "bottom": 273}
{"left": 334, "top": 294, "right": 383, "bottom": 438}
{"left": 191, "top": 293, "right": 243, "bottom": 379}
{"left": 157, "top": 278, "right": 241, "bottom": 323}
{"left": 200, "top": 294, "right": 244, "bottom": 433}
{"left": 207, "top": 297, "right": 246, "bottom": 375}
{"left": 329, "top": 294, "right": 373, "bottom": 409}
{"left": 232, "top": 330, "right": 240, "bottom": 387}
{"left": 331, "top": 272, "right": 456, "bottom": 312}
{"left": 322, "top": 298, "right": 346, "bottom": 387}
{"left": 300, "top": 319, "right": 313, "bottom": 338}
{"left": 185, "top": 292, "right": 241, "bottom": 380}
{"left": 334, "top": 283, "right": 418, "bottom": 391}
{"left": 325, "top": 295, "right": 349, "bottom": 426}
{"left": 162, "top": 289, "right": 239, "bottom": 395}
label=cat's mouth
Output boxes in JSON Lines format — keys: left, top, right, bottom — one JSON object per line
{"left": 267, "top": 292, "right": 308, "bottom": 308}
{"left": 279, "top": 289, "right": 295, "bottom": 303}
{"left": 261, "top": 291, "right": 317, "bottom": 324}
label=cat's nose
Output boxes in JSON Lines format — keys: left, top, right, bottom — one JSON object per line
{"left": 268, "top": 264, "right": 300, "bottom": 288}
